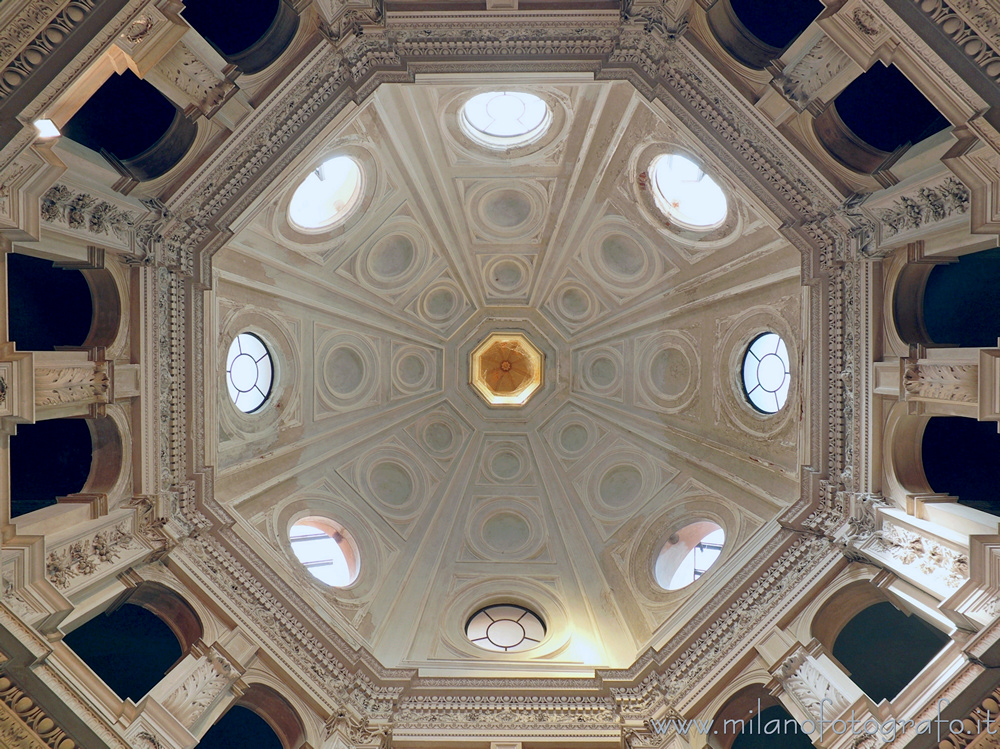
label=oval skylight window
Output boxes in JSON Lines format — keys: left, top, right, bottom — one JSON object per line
{"left": 649, "top": 153, "right": 728, "bottom": 229}
{"left": 466, "top": 604, "right": 546, "bottom": 653}
{"left": 226, "top": 332, "right": 274, "bottom": 413}
{"left": 742, "top": 332, "right": 791, "bottom": 413}
{"left": 460, "top": 91, "right": 551, "bottom": 149}
{"left": 289, "top": 518, "right": 359, "bottom": 587}
{"left": 655, "top": 522, "right": 725, "bottom": 590}
{"left": 288, "top": 155, "right": 363, "bottom": 230}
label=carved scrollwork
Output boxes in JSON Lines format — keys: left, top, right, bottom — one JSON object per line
{"left": 778, "top": 650, "right": 851, "bottom": 720}
{"left": 46, "top": 523, "right": 139, "bottom": 589}
{"left": 874, "top": 524, "right": 969, "bottom": 588}
{"left": 877, "top": 177, "right": 970, "bottom": 240}
{"left": 41, "top": 185, "right": 138, "bottom": 240}
{"left": 35, "top": 365, "right": 109, "bottom": 407}
{"left": 903, "top": 362, "right": 978, "bottom": 403}
{"left": 162, "top": 652, "right": 235, "bottom": 728}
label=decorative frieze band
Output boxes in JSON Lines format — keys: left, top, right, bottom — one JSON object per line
{"left": 0, "top": 673, "right": 77, "bottom": 749}
{"left": 0, "top": 0, "right": 98, "bottom": 103}
{"left": 45, "top": 520, "right": 142, "bottom": 589}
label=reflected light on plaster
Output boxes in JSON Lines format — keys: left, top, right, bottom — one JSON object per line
{"left": 34, "top": 119, "right": 60, "bottom": 139}
{"left": 570, "top": 633, "right": 601, "bottom": 665}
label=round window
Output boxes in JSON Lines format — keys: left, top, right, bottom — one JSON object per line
{"left": 742, "top": 332, "right": 791, "bottom": 413}
{"left": 655, "top": 522, "right": 725, "bottom": 590}
{"left": 289, "top": 518, "right": 359, "bottom": 587}
{"left": 288, "top": 155, "right": 363, "bottom": 231}
{"left": 226, "top": 332, "right": 274, "bottom": 413}
{"left": 460, "top": 91, "right": 552, "bottom": 149}
{"left": 465, "top": 604, "right": 546, "bottom": 652}
{"left": 649, "top": 153, "right": 728, "bottom": 229}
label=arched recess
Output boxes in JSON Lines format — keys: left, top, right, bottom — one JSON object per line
{"left": 881, "top": 403, "right": 934, "bottom": 508}
{"left": 125, "top": 581, "right": 203, "bottom": 656}
{"left": 708, "top": 684, "right": 812, "bottom": 749}
{"left": 813, "top": 583, "right": 949, "bottom": 704}
{"left": 63, "top": 70, "right": 196, "bottom": 182}
{"left": 6, "top": 252, "right": 123, "bottom": 352}
{"left": 706, "top": 0, "right": 822, "bottom": 69}
{"left": 815, "top": 63, "right": 949, "bottom": 175}
{"left": 199, "top": 684, "right": 304, "bottom": 749}
{"left": 894, "top": 247, "right": 1000, "bottom": 348}
{"left": 922, "top": 416, "right": 1000, "bottom": 517}
{"left": 182, "top": 0, "right": 299, "bottom": 75}
{"left": 79, "top": 266, "right": 124, "bottom": 351}
{"left": 62, "top": 582, "right": 201, "bottom": 702}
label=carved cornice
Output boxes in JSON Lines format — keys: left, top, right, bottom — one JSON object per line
{"left": 0, "top": 0, "right": 98, "bottom": 103}
{"left": 0, "top": 673, "right": 75, "bottom": 749}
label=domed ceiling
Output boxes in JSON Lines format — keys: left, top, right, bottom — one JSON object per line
{"left": 212, "top": 79, "right": 804, "bottom": 675}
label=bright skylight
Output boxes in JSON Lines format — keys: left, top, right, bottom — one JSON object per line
{"left": 666, "top": 528, "right": 724, "bottom": 590}
{"left": 289, "top": 520, "right": 358, "bottom": 587}
{"left": 655, "top": 523, "right": 726, "bottom": 591}
{"left": 460, "top": 91, "right": 551, "bottom": 149}
{"left": 742, "top": 332, "right": 791, "bottom": 413}
{"left": 466, "top": 604, "right": 546, "bottom": 653}
{"left": 288, "top": 155, "right": 362, "bottom": 230}
{"left": 649, "top": 153, "right": 728, "bottom": 228}
{"left": 225, "top": 332, "right": 273, "bottom": 413}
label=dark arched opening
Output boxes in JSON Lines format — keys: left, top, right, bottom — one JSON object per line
{"left": 10, "top": 419, "right": 92, "bottom": 517}
{"left": 923, "top": 248, "right": 1000, "bottom": 348}
{"left": 922, "top": 417, "right": 1000, "bottom": 517}
{"left": 707, "top": 0, "right": 822, "bottom": 69}
{"left": 198, "top": 706, "right": 284, "bottom": 749}
{"left": 63, "top": 601, "right": 183, "bottom": 701}
{"left": 7, "top": 253, "right": 92, "bottom": 351}
{"left": 199, "top": 685, "right": 303, "bottom": 749}
{"left": 63, "top": 71, "right": 196, "bottom": 182}
{"left": 832, "top": 601, "right": 948, "bottom": 703}
{"left": 710, "top": 685, "right": 812, "bottom": 749}
{"left": 182, "top": 0, "right": 298, "bottom": 75}
{"left": 730, "top": 705, "right": 813, "bottom": 749}
{"left": 816, "top": 64, "right": 949, "bottom": 174}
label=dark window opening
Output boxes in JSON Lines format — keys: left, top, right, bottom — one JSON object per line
{"left": 63, "top": 603, "right": 182, "bottom": 701}
{"left": 7, "top": 253, "right": 91, "bottom": 351}
{"left": 182, "top": 0, "right": 280, "bottom": 56}
{"left": 10, "top": 419, "right": 92, "bottom": 517}
{"left": 730, "top": 705, "right": 813, "bottom": 749}
{"left": 923, "top": 248, "right": 1000, "bottom": 348}
{"left": 63, "top": 71, "right": 178, "bottom": 161}
{"left": 728, "top": 0, "right": 822, "bottom": 50}
{"left": 923, "top": 417, "right": 1000, "bottom": 517}
{"left": 835, "top": 64, "right": 948, "bottom": 153}
{"left": 198, "top": 705, "right": 284, "bottom": 749}
{"left": 833, "top": 602, "right": 949, "bottom": 702}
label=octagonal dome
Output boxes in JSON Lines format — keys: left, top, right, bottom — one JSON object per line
{"left": 214, "top": 78, "right": 804, "bottom": 676}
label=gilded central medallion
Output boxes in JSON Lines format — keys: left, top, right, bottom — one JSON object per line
{"left": 470, "top": 332, "right": 544, "bottom": 406}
